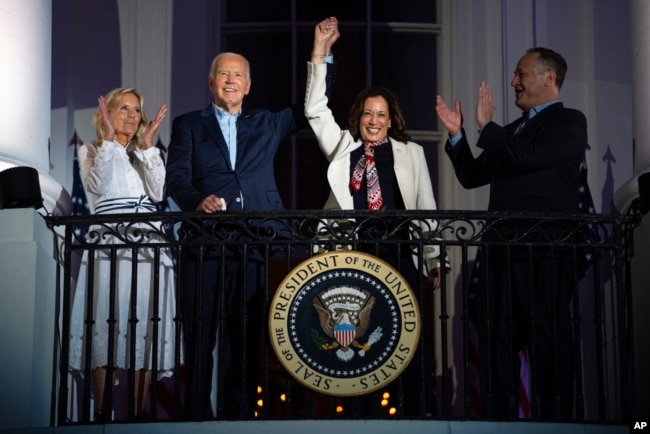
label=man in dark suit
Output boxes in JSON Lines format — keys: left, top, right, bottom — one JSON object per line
{"left": 435, "top": 47, "right": 588, "bottom": 419}
{"left": 165, "top": 18, "right": 339, "bottom": 419}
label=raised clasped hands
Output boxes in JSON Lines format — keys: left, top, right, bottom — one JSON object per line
{"left": 143, "top": 104, "right": 167, "bottom": 149}
{"left": 313, "top": 16, "right": 340, "bottom": 58}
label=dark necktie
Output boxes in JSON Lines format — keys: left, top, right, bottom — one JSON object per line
{"left": 514, "top": 112, "right": 530, "bottom": 135}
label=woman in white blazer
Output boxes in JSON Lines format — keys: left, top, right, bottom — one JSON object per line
{"left": 305, "top": 19, "right": 445, "bottom": 417}
{"left": 305, "top": 21, "right": 445, "bottom": 286}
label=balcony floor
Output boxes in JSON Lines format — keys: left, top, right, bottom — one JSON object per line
{"left": 1, "top": 420, "right": 628, "bottom": 434}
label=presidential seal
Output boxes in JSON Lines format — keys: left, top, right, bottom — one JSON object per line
{"left": 269, "top": 250, "right": 421, "bottom": 397}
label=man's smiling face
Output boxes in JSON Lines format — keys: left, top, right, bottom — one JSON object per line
{"left": 209, "top": 54, "right": 252, "bottom": 114}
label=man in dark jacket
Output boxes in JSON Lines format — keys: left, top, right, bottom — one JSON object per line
{"left": 436, "top": 47, "right": 588, "bottom": 420}
{"left": 165, "top": 17, "right": 339, "bottom": 419}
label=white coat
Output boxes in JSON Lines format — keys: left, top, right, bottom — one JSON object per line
{"left": 304, "top": 62, "right": 446, "bottom": 274}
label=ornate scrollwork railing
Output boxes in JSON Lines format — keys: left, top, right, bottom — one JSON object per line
{"left": 48, "top": 209, "right": 637, "bottom": 248}
{"left": 44, "top": 209, "right": 642, "bottom": 424}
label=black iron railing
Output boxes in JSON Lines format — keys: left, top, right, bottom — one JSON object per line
{"left": 44, "top": 209, "right": 642, "bottom": 425}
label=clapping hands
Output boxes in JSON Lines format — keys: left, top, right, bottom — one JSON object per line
{"left": 143, "top": 105, "right": 167, "bottom": 149}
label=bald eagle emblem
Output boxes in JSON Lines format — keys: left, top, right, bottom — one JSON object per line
{"left": 312, "top": 286, "right": 383, "bottom": 362}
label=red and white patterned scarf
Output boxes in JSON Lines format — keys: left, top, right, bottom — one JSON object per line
{"left": 349, "top": 136, "right": 388, "bottom": 210}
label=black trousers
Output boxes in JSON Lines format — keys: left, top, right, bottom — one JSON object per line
{"left": 180, "top": 244, "right": 264, "bottom": 419}
{"left": 476, "top": 245, "right": 575, "bottom": 419}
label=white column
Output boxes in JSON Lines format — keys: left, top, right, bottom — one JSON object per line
{"left": 0, "top": 1, "right": 65, "bottom": 429}
{"left": 630, "top": 0, "right": 650, "bottom": 174}
{"left": 614, "top": 0, "right": 650, "bottom": 211}
{"left": 0, "top": 209, "right": 56, "bottom": 429}
{"left": 615, "top": 0, "right": 650, "bottom": 420}
{"left": 0, "top": 0, "right": 70, "bottom": 215}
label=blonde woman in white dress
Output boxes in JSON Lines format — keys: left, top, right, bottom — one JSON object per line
{"left": 69, "top": 88, "right": 179, "bottom": 421}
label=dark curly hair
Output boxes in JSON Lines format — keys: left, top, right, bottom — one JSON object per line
{"left": 347, "top": 87, "right": 410, "bottom": 143}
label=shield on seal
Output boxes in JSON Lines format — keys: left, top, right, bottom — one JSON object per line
{"left": 334, "top": 322, "right": 355, "bottom": 348}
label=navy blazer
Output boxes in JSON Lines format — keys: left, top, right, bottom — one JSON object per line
{"left": 446, "top": 102, "right": 588, "bottom": 213}
{"left": 166, "top": 63, "right": 335, "bottom": 215}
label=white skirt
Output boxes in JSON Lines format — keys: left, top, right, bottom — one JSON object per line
{"left": 68, "top": 196, "right": 181, "bottom": 378}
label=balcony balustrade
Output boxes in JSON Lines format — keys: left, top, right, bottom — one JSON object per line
{"left": 44, "top": 209, "right": 642, "bottom": 425}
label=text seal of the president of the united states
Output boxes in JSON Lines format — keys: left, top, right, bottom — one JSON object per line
{"left": 269, "top": 250, "right": 421, "bottom": 397}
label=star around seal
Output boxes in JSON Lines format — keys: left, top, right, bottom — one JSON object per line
{"left": 269, "top": 250, "right": 421, "bottom": 397}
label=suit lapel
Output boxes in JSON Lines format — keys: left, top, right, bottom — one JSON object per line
{"left": 200, "top": 105, "right": 234, "bottom": 170}
{"left": 327, "top": 138, "right": 360, "bottom": 210}
{"left": 390, "top": 138, "right": 415, "bottom": 208}
{"left": 235, "top": 111, "right": 253, "bottom": 166}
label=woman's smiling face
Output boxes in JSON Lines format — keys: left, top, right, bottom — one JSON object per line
{"left": 359, "top": 96, "right": 391, "bottom": 142}
{"left": 110, "top": 92, "right": 141, "bottom": 144}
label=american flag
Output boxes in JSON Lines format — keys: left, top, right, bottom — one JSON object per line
{"left": 155, "top": 137, "right": 172, "bottom": 212}
{"left": 577, "top": 151, "right": 599, "bottom": 277}
{"left": 466, "top": 153, "right": 597, "bottom": 418}
{"left": 155, "top": 137, "right": 167, "bottom": 164}
{"left": 69, "top": 130, "right": 89, "bottom": 239}
{"left": 578, "top": 154, "right": 596, "bottom": 215}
